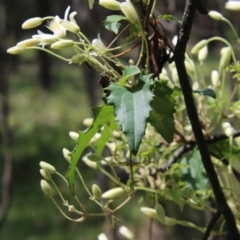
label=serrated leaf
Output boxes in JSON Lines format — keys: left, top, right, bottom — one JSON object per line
{"left": 155, "top": 204, "right": 165, "bottom": 223}
{"left": 103, "top": 15, "right": 125, "bottom": 34}
{"left": 67, "top": 105, "right": 115, "bottom": 194}
{"left": 148, "top": 81, "right": 176, "bottom": 143}
{"left": 180, "top": 150, "right": 208, "bottom": 191}
{"left": 107, "top": 74, "right": 153, "bottom": 155}
{"left": 123, "top": 65, "right": 141, "bottom": 77}
{"left": 118, "top": 66, "right": 141, "bottom": 86}
{"left": 95, "top": 120, "right": 117, "bottom": 155}
{"left": 193, "top": 88, "right": 216, "bottom": 99}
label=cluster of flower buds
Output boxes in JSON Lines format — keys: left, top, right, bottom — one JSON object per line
{"left": 7, "top": 6, "right": 80, "bottom": 54}
{"left": 39, "top": 161, "right": 56, "bottom": 196}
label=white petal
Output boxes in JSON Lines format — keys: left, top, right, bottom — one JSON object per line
{"left": 69, "top": 12, "right": 77, "bottom": 24}
{"left": 64, "top": 6, "right": 71, "bottom": 20}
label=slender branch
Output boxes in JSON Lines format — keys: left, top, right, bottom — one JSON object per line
{"left": 174, "top": 0, "right": 239, "bottom": 239}
{"left": 202, "top": 210, "right": 222, "bottom": 240}
{"left": 159, "top": 130, "right": 240, "bottom": 172}
{"left": 143, "top": 0, "right": 154, "bottom": 30}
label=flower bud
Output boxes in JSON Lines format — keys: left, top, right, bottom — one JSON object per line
{"left": 90, "top": 133, "right": 101, "bottom": 144}
{"left": 92, "top": 38, "right": 106, "bottom": 53}
{"left": 128, "top": 59, "right": 135, "bottom": 65}
{"left": 211, "top": 70, "right": 220, "bottom": 87}
{"left": 140, "top": 207, "right": 158, "bottom": 219}
{"left": 69, "top": 131, "right": 79, "bottom": 141}
{"left": 120, "top": 0, "right": 140, "bottom": 26}
{"left": 7, "top": 46, "right": 25, "bottom": 55}
{"left": 225, "top": 1, "right": 240, "bottom": 11}
{"left": 171, "top": 68, "right": 179, "bottom": 83}
{"left": 22, "top": 17, "right": 43, "bottom": 29}
{"left": 62, "top": 148, "right": 71, "bottom": 163}
{"left": 40, "top": 169, "right": 52, "bottom": 180}
{"left": 92, "top": 184, "right": 102, "bottom": 201}
{"left": 51, "top": 40, "right": 74, "bottom": 49}
{"left": 83, "top": 118, "right": 93, "bottom": 127}
{"left": 17, "top": 39, "right": 40, "bottom": 48}
{"left": 69, "top": 54, "right": 85, "bottom": 64}
{"left": 192, "top": 81, "right": 199, "bottom": 91}
{"left": 219, "top": 46, "right": 232, "bottom": 69}
{"left": 184, "top": 60, "right": 195, "bottom": 74}
{"left": 119, "top": 226, "right": 135, "bottom": 239}
{"left": 208, "top": 11, "right": 224, "bottom": 21}
{"left": 39, "top": 161, "right": 56, "bottom": 174}
{"left": 40, "top": 179, "right": 52, "bottom": 196}
{"left": 82, "top": 154, "right": 98, "bottom": 169}
{"left": 172, "top": 35, "right": 178, "bottom": 46}
{"left": 98, "top": 233, "right": 108, "bottom": 240}
{"left": 191, "top": 40, "right": 208, "bottom": 54}
{"left": 102, "top": 187, "right": 125, "bottom": 199}
{"left": 99, "top": 0, "right": 121, "bottom": 11}
{"left": 198, "top": 45, "right": 208, "bottom": 62}
{"left": 222, "top": 122, "right": 234, "bottom": 137}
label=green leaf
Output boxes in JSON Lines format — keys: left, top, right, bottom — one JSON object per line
{"left": 155, "top": 204, "right": 165, "bottom": 223}
{"left": 123, "top": 65, "right": 141, "bottom": 77}
{"left": 103, "top": 15, "right": 125, "bottom": 34}
{"left": 148, "top": 81, "right": 176, "bottom": 143}
{"left": 67, "top": 105, "right": 115, "bottom": 194}
{"left": 107, "top": 74, "right": 153, "bottom": 155}
{"left": 118, "top": 66, "right": 141, "bottom": 86}
{"left": 157, "top": 14, "right": 182, "bottom": 24}
{"left": 180, "top": 150, "right": 208, "bottom": 191}
{"left": 95, "top": 120, "right": 117, "bottom": 155}
{"left": 193, "top": 88, "right": 216, "bottom": 99}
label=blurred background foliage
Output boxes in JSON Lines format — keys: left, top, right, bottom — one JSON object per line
{"left": 0, "top": 0, "right": 240, "bottom": 239}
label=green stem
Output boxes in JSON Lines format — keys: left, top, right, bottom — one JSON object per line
{"left": 112, "top": 196, "right": 132, "bottom": 213}
{"left": 75, "top": 168, "right": 91, "bottom": 196}
{"left": 50, "top": 197, "right": 84, "bottom": 222}
{"left": 56, "top": 171, "right": 68, "bottom": 185}
{"left": 207, "top": 37, "right": 237, "bottom": 63}
{"left": 50, "top": 179, "right": 66, "bottom": 203}
{"left": 222, "top": 18, "right": 239, "bottom": 40}
{"left": 29, "top": 47, "right": 70, "bottom": 62}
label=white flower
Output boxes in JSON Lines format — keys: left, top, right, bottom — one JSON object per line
{"left": 46, "top": 16, "right": 66, "bottom": 38}
{"left": 58, "top": 6, "right": 80, "bottom": 33}
{"left": 32, "top": 30, "right": 59, "bottom": 47}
